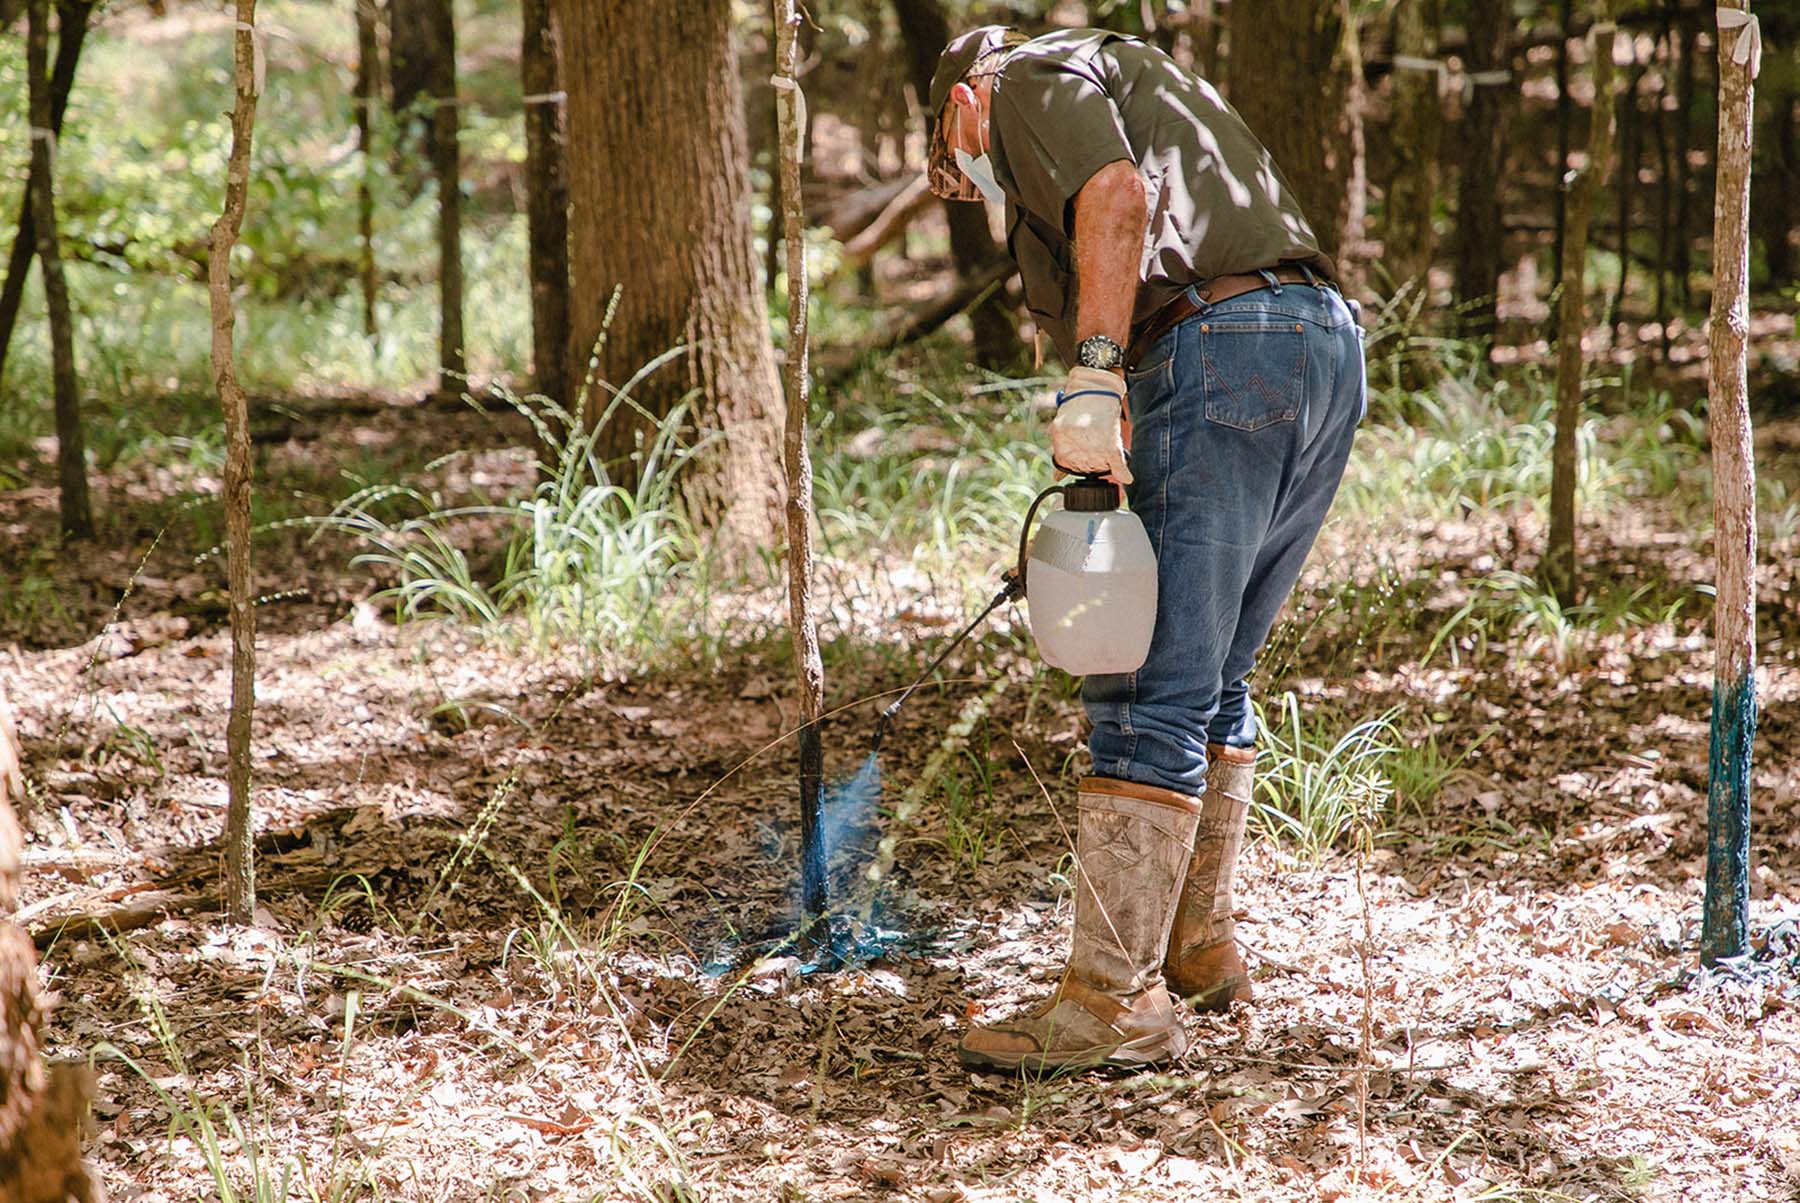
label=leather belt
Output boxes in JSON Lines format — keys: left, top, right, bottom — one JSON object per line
{"left": 1127, "top": 265, "right": 1322, "bottom": 369}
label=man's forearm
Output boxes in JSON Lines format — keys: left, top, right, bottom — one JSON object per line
{"left": 1072, "top": 160, "right": 1148, "bottom": 354}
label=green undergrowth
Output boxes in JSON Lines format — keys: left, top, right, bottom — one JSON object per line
{"left": 813, "top": 344, "right": 1054, "bottom": 579}
{"left": 0, "top": 0, "right": 530, "bottom": 466}
{"left": 316, "top": 365, "right": 734, "bottom": 669}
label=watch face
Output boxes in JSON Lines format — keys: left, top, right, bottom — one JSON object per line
{"left": 1079, "top": 336, "right": 1124, "bottom": 369}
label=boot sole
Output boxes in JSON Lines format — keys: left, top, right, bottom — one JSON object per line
{"left": 956, "top": 1029, "right": 1183, "bottom": 1075}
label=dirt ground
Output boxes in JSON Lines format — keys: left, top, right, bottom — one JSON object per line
{"left": 6, "top": 397, "right": 1799, "bottom": 1203}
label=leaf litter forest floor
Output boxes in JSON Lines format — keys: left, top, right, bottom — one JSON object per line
{"left": 6, "top": 387, "right": 1800, "bottom": 1203}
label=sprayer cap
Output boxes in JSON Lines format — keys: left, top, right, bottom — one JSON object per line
{"left": 1062, "top": 477, "right": 1121, "bottom": 512}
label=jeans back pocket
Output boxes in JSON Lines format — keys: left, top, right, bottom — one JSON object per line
{"left": 1201, "top": 321, "right": 1306, "bottom": 432}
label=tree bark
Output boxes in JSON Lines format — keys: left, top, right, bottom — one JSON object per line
{"left": 1550, "top": 0, "right": 1574, "bottom": 302}
{"left": 1610, "top": 60, "right": 1645, "bottom": 339}
{"left": 1228, "top": 0, "right": 1368, "bottom": 281}
{"left": 1450, "top": 0, "right": 1513, "bottom": 338}
{"left": 1544, "top": 6, "right": 1618, "bottom": 606}
{"left": 0, "top": 683, "right": 96, "bottom": 1203}
{"left": 388, "top": 0, "right": 432, "bottom": 129}
{"left": 1701, "top": 0, "right": 1757, "bottom": 968}
{"left": 557, "top": 0, "right": 785, "bottom": 553}
{"left": 890, "top": 0, "right": 1016, "bottom": 365}
{"left": 773, "top": 0, "right": 828, "bottom": 954}
{"left": 1653, "top": 13, "right": 1675, "bottom": 354}
{"left": 1380, "top": 0, "right": 1443, "bottom": 301}
{"left": 355, "top": 0, "right": 380, "bottom": 341}
{"left": 0, "top": 0, "right": 90, "bottom": 392}
{"left": 762, "top": 19, "right": 812, "bottom": 300}
{"left": 26, "top": 0, "right": 90, "bottom": 540}
{"left": 1672, "top": 8, "right": 1699, "bottom": 306}
{"left": 429, "top": 0, "right": 462, "bottom": 394}
{"left": 209, "top": 0, "right": 263, "bottom": 926}
{"left": 522, "top": 0, "right": 569, "bottom": 404}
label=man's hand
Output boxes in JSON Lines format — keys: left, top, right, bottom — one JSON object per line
{"left": 1052, "top": 366, "right": 1132, "bottom": 485}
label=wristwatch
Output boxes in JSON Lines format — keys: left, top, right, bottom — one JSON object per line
{"left": 1076, "top": 334, "right": 1126, "bottom": 372}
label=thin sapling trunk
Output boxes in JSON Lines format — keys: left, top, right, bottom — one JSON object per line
{"left": 355, "top": 0, "right": 379, "bottom": 341}
{"left": 26, "top": 0, "right": 91, "bottom": 539}
{"left": 1702, "top": 0, "right": 1759, "bottom": 967}
{"left": 1544, "top": 5, "right": 1617, "bottom": 605}
{"left": 0, "top": 0, "right": 90, "bottom": 389}
{"left": 773, "top": 0, "right": 828, "bottom": 954}
{"left": 522, "top": 0, "right": 569, "bottom": 406}
{"left": 432, "top": 0, "right": 463, "bottom": 394}
{"left": 209, "top": 0, "right": 263, "bottom": 924}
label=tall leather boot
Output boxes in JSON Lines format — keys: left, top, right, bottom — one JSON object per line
{"left": 958, "top": 777, "right": 1200, "bottom": 1073}
{"left": 1164, "top": 743, "right": 1255, "bottom": 1012}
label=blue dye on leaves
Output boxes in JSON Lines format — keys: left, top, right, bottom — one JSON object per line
{"left": 700, "top": 752, "right": 906, "bottom": 976}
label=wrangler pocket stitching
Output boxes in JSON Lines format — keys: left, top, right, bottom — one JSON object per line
{"left": 1201, "top": 322, "right": 1306, "bottom": 432}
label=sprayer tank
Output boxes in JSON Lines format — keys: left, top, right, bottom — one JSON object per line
{"left": 1024, "top": 504, "right": 1157, "bottom": 676}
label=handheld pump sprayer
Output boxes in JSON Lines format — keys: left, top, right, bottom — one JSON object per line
{"left": 794, "top": 470, "right": 1156, "bottom": 966}
{"left": 870, "top": 471, "right": 1158, "bottom": 754}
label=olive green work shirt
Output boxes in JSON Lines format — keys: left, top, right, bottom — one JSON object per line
{"left": 987, "top": 29, "right": 1332, "bottom": 364}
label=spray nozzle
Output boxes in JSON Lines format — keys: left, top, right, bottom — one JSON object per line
{"left": 871, "top": 700, "right": 901, "bottom": 755}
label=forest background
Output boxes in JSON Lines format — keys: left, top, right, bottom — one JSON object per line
{"left": 0, "top": 1, "right": 1797, "bottom": 1201}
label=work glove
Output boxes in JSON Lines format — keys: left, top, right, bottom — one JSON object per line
{"left": 1051, "top": 366, "right": 1133, "bottom": 485}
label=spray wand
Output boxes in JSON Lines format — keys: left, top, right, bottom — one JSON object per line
{"left": 870, "top": 572, "right": 1023, "bottom": 755}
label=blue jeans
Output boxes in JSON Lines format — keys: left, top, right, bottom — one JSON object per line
{"left": 1082, "top": 279, "right": 1366, "bottom": 795}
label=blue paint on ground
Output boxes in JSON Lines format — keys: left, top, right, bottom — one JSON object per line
{"left": 703, "top": 752, "right": 915, "bottom": 976}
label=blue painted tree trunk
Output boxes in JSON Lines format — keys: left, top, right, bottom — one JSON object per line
{"left": 1703, "top": 675, "right": 1756, "bottom": 964}
{"left": 1701, "top": 0, "right": 1758, "bottom": 969}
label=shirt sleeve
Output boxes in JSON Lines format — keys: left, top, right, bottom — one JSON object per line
{"left": 991, "top": 45, "right": 1136, "bottom": 237}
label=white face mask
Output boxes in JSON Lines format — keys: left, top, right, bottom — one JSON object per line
{"left": 954, "top": 104, "right": 1004, "bottom": 205}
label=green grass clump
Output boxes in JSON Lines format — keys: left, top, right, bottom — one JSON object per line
{"left": 1250, "top": 691, "right": 1398, "bottom": 861}
{"left": 1342, "top": 299, "right": 1704, "bottom": 527}
{"left": 1425, "top": 568, "right": 1687, "bottom": 671}
{"left": 321, "top": 362, "right": 718, "bottom": 665}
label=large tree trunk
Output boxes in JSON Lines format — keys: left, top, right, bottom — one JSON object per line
{"left": 0, "top": 684, "right": 95, "bottom": 1203}
{"left": 557, "top": 0, "right": 785, "bottom": 552}
{"left": 0, "top": 0, "right": 90, "bottom": 392}
{"left": 1380, "top": 0, "right": 1443, "bottom": 301}
{"left": 1450, "top": 0, "right": 1513, "bottom": 338}
{"left": 210, "top": 0, "right": 263, "bottom": 925}
{"left": 354, "top": 0, "right": 380, "bottom": 341}
{"left": 891, "top": 0, "right": 1016, "bottom": 366}
{"left": 27, "top": 0, "right": 90, "bottom": 540}
{"left": 1543, "top": 6, "right": 1617, "bottom": 606}
{"left": 522, "top": 0, "right": 569, "bottom": 404}
{"left": 1228, "top": 0, "right": 1368, "bottom": 281}
{"left": 1701, "top": 0, "right": 1758, "bottom": 969}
